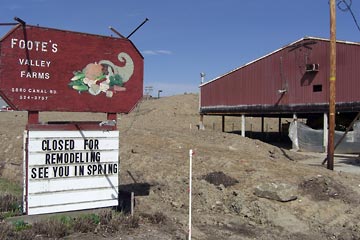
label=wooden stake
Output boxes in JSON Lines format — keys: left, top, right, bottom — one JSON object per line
{"left": 131, "top": 192, "right": 134, "bottom": 216}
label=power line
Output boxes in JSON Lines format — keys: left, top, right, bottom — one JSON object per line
{"left": 337, "top": 0, "right": 360, "bottom": 32}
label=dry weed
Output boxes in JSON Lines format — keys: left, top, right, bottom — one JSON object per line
{"left": 73, "top": 214, "right": 99, "bottom": 233}
{"left": 110, "top": 212, "right": 139, "bottom": 230}
{"left": 0, "top": 194, "right": 21, "bottom": 212}
{"left": 32, "top": 218, "right": 70, "bottom": 238}
{"left": 0, "top": 222, "right": 13, "bottom": 240}
{"left": 140, "top": 211, "right": 167, "bottom": 224}
{"left": 99, "top": 209, "right": 113, "bottom": 225}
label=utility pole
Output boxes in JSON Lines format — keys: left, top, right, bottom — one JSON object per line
{"left": 328, "top": 0, "right": 336, "bottom": 170}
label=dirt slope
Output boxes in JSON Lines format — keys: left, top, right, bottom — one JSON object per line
{"left": 2, "top": 94, "right": 360, "bottom": 239}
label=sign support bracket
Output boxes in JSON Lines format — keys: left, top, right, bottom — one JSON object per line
{"left": 28, "top": 111, "right": 39, "bottom": 125}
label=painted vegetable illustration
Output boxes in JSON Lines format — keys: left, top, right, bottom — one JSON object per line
{"left": 68, "top": 52, "right": 134, "bottom": 97}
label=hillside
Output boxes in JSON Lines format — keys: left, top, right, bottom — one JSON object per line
{"left": 1, "top": 94, "right": 360, "bottom": 239}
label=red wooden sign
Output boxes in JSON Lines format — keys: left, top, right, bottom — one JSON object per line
{"left": 0, "top": 24, "right": 143, "bottom": 113}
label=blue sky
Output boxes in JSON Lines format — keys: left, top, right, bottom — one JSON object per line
{"left": 0, "top": 0, "right": 359, "bottom": 96}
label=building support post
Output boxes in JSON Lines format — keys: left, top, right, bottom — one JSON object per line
{"left": 222, "top": 116, "right": 225, "bottom": 132}
{"left": 199, "top": 114, "right": 205, "bottom": 130}
{"left": 261, "top": 116, "right": 265, "bottom": 140}
{"left": 241, "top": 114, "right": 246, "bottom": 137}
{"left": 292, "top": 113, "right": 298, "bottom": 150}
{"left": 323, "top": 113, "right": 328, "bottom": 153}
{"left": 278, "top": 117, "right": 282, "bottom": 140}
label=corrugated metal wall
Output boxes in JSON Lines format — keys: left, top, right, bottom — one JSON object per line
{"left": 200, "top": 38, "right": 360, "bottom": 114}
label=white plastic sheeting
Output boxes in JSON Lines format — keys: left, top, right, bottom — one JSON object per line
{"left": 288, "top": 121, "right": 360, "bottom": 153}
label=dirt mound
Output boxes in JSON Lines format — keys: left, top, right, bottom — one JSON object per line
{"left": 201, "top": 171, "right": 239, "bottom": 187}
{"left": 299, "top": 175, "right": 360, "bottom": 204}
{"left": 2, "top": 94, "right": 360, "bottom": 239}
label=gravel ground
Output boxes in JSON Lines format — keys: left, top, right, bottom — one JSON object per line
{"left": 1, "top": 94, "right": 360, "bottom": 239}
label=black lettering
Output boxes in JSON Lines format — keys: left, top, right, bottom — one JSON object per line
{"left": 65, "top": 140, "right": 75, "bottom": 150}
{"left": 76, "top": 152, "right": 83, "bottom": 163}
{"left": 37, "top": 167, "right": 48, "bottom": 179}
{"left": 108, "top": 164, "right": 118, "bottom": 174}
{"left": 58, "top": 166, "right": 64, "bottom": 176}
{"left": 58, "top": 140, "right": 63, "bottom": 150}
{"left": 53, "top": 166, "right": 69, "bottom": 177}
{"left": 41, "top": 140, "right": 49, "bottom": 151}
{"left": 56, "top": 166, "right": 69, "bottom": 177}
{"left": 84, "top": 139, "right": 100, "bottom": 150}
{"left": 94, "top": 139, "right": 99, "bottom": 149}
{"left": 45, "top": 153, "right": 50, "bottom": 164}
{"left": 79, "top": 165, "right": 84, "bottom": 176}
{"left": 84, "top": 139, "right": 89, "bottom": 149}
{"left": 90, "top": 152, "right": 101, "bottom": 162}
{"left": 56, "top": 153, "right": 63, "bottom": 164}
{"left": 53, "top": 166, "right": 58, "bottom": 177}
{"left": 95, "top": 152, "right": 100, "bottom": 161}
{"left": 92, "top": 165, "right": 98, "bottom": 174}
{"left": 63, "top": 153, "right": 69, "bottom": 164}
{"left": 31, "top": 168, "right": 37, "bottom": 178}
{"left": 70, "top": 153, "right": 75, "bottom": 163}
{"left": 87, "top": 165, "right": 92, "bottom": 175}
{"left": 98, "top": 165, "right": 103, "bottom": 175}
{"left": 52, "top": 140, "right": 57, "bottom": 150}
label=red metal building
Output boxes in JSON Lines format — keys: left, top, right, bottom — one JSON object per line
{"left": 200, "top": 37, "right": 360, "bottom": 117}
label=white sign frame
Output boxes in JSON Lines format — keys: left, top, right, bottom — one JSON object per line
{"left": 24, "top": 130, "right": 119, "bottom": 215}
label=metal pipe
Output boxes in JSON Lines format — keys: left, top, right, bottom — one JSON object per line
{"left": 14, "top": 17, "right": 26, "bottom": 25}
{"left": 0, "top": 23, "right": 18, "bottom": 26}
{"left": 127, "top": 18, "right": 149, "bottom": 39}
{"left": 109, "top": 26, "right": 125, "bottom": 38}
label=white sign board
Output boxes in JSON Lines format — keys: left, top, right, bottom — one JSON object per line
{"left": 24, "top": 130, "right": 119, "bottom": 215}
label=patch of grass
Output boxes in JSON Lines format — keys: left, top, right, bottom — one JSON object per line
{"left": 12, "top": 220, "right": 31, "bottom": 232}
{"left": 0, "top": 178, "right": 23, "bottom": 220}
{"left": 0, "top": 194, "right": 21, "bottom": 212}
{"left": 0, "top": 194, "right": 22, "bottom": 220}
{"left": 0, "top": 178, "right": 22, "bottom": 197}
{"left": 59, "top": 214, "right": 74, "bottom": 227}
{"left": 89, "top": 213, "right": 100, "bottom": 224}
{"left": 0, "top": 209, "right": 146, "bottom": 239}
